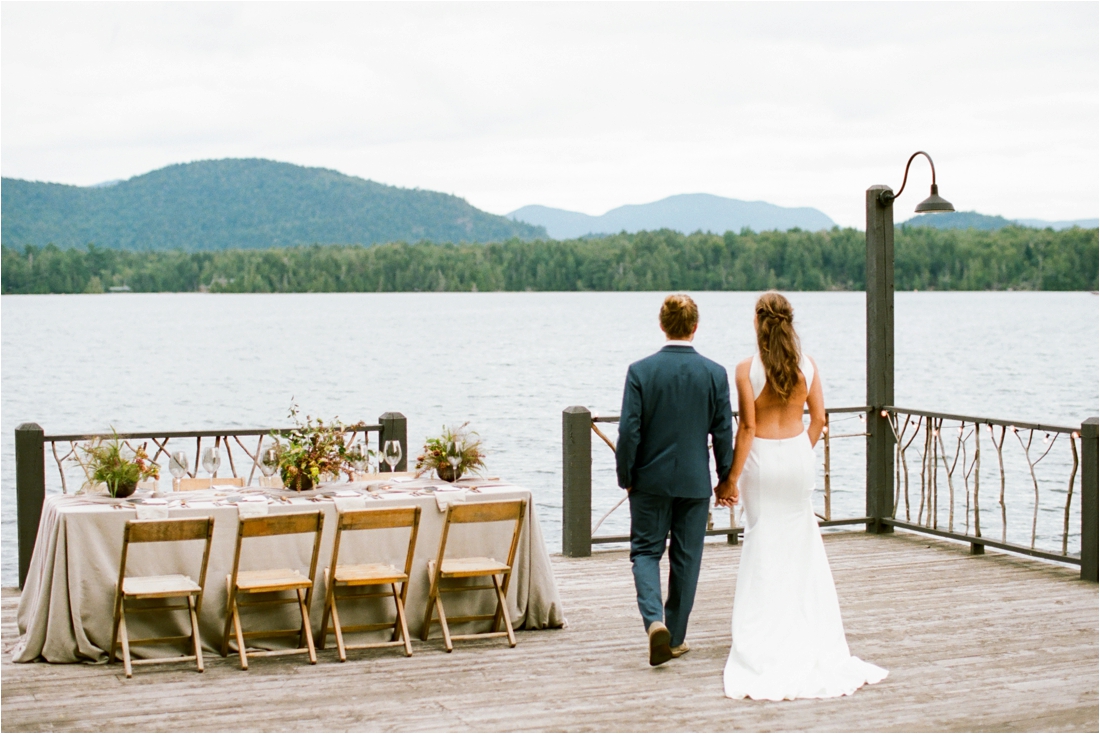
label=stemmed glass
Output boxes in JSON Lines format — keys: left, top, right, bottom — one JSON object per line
{"left": 169, "top": 451, "right": 189, "bottom": 492}
{"left": 259, "top": 447, "right": 279, "bottom": 486}
{"left": 351, "top": 442, "right": 371, "bottom": 477}
{"left": 446, "top": 441, "right": 462, "bottom": 483}
{"left": 202, "top": 447, "right": 221, "bottom": 479}
{"left": 383, "top": 440, "right": 402, "bottom": 473}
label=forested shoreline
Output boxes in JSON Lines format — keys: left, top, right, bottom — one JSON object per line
{"left": 3, "top": 226, "right": 1097, "bottom": 294}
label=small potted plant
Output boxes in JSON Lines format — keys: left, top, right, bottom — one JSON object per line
{"left": 415, "top": 423, "right": 486, "bottom": 482}
{"left": 80, "top": 433, "right": 160, "bottom": 498}
{"left": 273, "top": 404, "right": 363, "bottom": 491}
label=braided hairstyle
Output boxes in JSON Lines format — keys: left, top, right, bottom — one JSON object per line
{"left": 754, "top": 291, "right": 802, "bottom": 403}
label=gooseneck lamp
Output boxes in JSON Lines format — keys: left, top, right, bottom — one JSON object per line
{"left": 877, "top": 151, "right": 955, "bottom": 213}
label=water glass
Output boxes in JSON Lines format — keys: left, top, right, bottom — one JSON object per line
{"left": 351, "top": 443, "right": 370, "bottom": 474}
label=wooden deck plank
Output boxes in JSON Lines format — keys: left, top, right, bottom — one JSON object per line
{"left": 2, "top": 531, "right": 1097, "bottom": 732}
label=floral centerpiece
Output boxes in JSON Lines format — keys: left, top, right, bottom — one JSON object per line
{"left": 272, "top": 404, "right": 365, "bottom": 491}
{"left": 80, "top": 433, "right": 160, "bottom": 498}
{"left": 415, "top": 423, "right": 486, "bottom": 482}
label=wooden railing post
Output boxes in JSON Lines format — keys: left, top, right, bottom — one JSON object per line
{"left": 16, "top": 423, "right": 46, "bottom": 589}
{"left": 1081, "top": 417, "right": 1098, "bottom": 582}
{"left": 378, "top": 412, "right": 408, "bottom": 472}
{"left": 563, "top": 406, "right": 592, "bottom": 557}
{"left": 866, "top": 185, "right": 896, "bottom": 534}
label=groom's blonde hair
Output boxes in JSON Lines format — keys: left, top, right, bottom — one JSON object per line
{"left": 659, "top": 294, "right": 698, "bottom": 339}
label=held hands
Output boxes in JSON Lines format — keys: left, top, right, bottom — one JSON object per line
{"left": 714, "top": 477, "right": 739, "bottom": 508}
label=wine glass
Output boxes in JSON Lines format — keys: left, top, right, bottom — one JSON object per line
{"left": 383, "top": 440, "right": 402, "bottom": 473}
{"left": 169, "top": 451, "right": 189, "bottom": 492}
{"left": 259, "top": 447, "right": 279, "bottom": 487}
{"left": 259, "top": 448, "right": 278, "bottom": 477}
{"left": 202, "top": 447, "right": 221, "bottom": 478}
{"left": 446, "top": 441, "right": 462, "bottom": 483}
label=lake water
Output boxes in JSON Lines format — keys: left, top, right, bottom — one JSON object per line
{"left": 2, "top": 291, "right": 1097, "bottom": 586}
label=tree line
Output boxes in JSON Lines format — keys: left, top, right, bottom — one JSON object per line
{"left": 3, "top": 225, "right": 1097, "bottom": 295}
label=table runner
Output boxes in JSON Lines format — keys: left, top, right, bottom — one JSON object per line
{"left": 14, "top": 480, "right": 565, "bottom": 663}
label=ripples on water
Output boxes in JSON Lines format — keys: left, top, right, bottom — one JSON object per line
{"left": 2, "top": 292, "right": 1097, "bottom": 586}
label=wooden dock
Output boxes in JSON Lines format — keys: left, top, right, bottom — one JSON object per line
{"left": 3, "top": 531, "right": 1097, "bottom": 732}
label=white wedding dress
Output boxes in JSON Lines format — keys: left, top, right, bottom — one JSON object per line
{"left": 723, "top": 353, "right": 888, "bottom": 701}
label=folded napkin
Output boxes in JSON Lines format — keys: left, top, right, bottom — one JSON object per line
{"left": 434, "top": 488, "right": 466, "bottom": 512}
{"left": 136, "top": 501, "right": 170, "bottom": 520}
{"left": 333, "top": 495, "right": 367, "bottom": 512}
{"left": 236, "top": 497, "right": 269, "bottom": 518}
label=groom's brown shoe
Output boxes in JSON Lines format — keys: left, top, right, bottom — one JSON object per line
{"left": 648, "top": 622, "right": 672, "bottom": 666}
{"left": 670, "top": 642, "right": 690, "bottom": 658}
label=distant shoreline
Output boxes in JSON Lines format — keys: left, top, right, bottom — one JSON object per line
{"left": 3, "top": 226, "right": 1097, "bottom": 295}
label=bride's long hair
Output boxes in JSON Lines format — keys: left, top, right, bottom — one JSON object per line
{"left": 754, "top": 291, "right": 801, "bottom": 403}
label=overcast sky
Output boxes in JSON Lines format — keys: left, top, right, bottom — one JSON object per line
{"left": 2, "top": 2, "right": 1097, "bottom": 227}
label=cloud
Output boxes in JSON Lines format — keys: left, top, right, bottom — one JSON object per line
{"left": 2, "top": 2, "right": 1096, "bottom": 227}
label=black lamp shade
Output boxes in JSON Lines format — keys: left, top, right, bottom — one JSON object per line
{"left": 914, "top": 183, "right": 955, "bottom": 213}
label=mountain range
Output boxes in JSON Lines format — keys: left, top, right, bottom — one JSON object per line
{"left": 900, "top": 211, "right": 1099, "bottom": 231}
{"left": 3, "top": 158, "right": 1094, "bottom": 252}
{"left": 1, "top": 159, "right": 544, "bottom": 251}
{"left": 507, "top": 194, "right": 836, "bottom": 239}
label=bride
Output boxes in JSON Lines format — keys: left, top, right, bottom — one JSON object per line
{"left": 714, "top": 291, "right": 887, "bottom": 701}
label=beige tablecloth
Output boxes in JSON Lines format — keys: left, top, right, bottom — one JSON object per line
{"left": 13, "top": 481, "right": 565, "bottom": 663}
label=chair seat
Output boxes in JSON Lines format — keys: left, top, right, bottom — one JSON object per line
{"left": 439, "top": 557, "right": 511, "bottom": 578}
{"left": 122, "top": 574, "right": 201, "bottom": 598}
{"left": 235, "top": 568, "right": 313, "bottom": 593}
{"left": 333, "top": 563, "right": 407, "bottom": 585}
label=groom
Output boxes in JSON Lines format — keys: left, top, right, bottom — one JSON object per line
{"left": 616, "top": 294, "right": 733, "bottom": 666}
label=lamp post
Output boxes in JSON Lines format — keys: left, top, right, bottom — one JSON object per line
{"left": 866, "top": 152, "right": 955, "bottom": 534}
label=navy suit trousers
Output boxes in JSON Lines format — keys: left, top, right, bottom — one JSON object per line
{"left": 628, "top": 491, "right": 710, "bottom": 647}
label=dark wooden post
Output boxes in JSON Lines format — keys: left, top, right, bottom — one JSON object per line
{"left": 563, "top": 406, "right": 592, "bottom": 557}
{"left": 378, "top": 412, "right": 408, "bottom": 472}
{"left": 16, "top": 423, "right": 46, "bottom": 589}
{"left": 1081, "top": 417, "right": 1098, "bottom": 582}
{"left": 866, "top": 185, "right": 895, "bottom": 534}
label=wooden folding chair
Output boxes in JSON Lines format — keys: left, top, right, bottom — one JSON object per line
{"left": 109, "top": 517, "right": 215, "bottom": 678}
{"left": 319, "top": 506, "right": 421, "bottom": 661}
{"left": 178, "top": 476, "right": 245, "bottom": 491}
{"left": 420, "top": 499, "right": 527, "bottom": 652}
{"left": 220, "top": 511, "right": 324, "bottom": 670}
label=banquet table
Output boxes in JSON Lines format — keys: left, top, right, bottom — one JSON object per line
{"left": 13, "top": 478, "right": 565, "bottom": 664}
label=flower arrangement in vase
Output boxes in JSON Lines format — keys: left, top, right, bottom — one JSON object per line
{"left": 80, "top": 433, "right": 160, "bottom": 498}
{"left": 272, "top": 404, "right": 365, "bottom": 491}
{"left": 415, "top": 423, "right": 486, "bottom": 482}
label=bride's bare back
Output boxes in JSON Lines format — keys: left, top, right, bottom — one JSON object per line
{"left": 715, "top": 356, "right": 825, "bottom": 507}
{"left": 735, "top": 357, "right": 824, "bottom": 440}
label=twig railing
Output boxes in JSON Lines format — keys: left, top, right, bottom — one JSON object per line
{"left": 44, "top": 426, "right": 384, "bottom": 495}
{"left": 14, "top": 412, "right": 409, "bottom": 589}
{"left": 564, "top": 406, "right": 872, "bottom": 552}
{"left": 882, "top": 407, "right": 1089, "bottom": 566}
{"left": 563, "top": 405, "right": 1098, "bottom": 583}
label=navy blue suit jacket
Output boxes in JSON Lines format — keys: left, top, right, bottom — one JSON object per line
{"left": 615, "top": 345, "right": 734, "bottom": 498}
